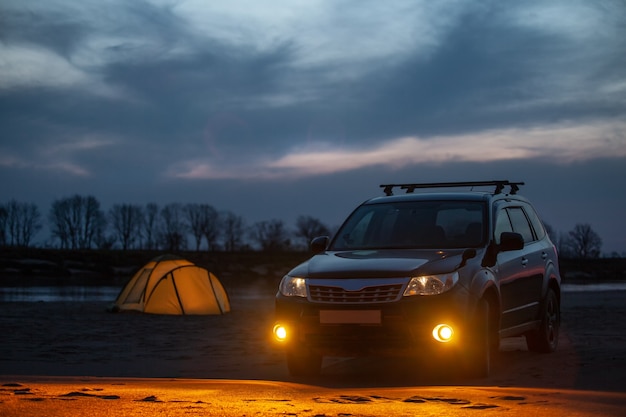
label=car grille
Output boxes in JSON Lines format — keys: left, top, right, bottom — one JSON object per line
{"left": 309, "top": 283, "right": 404, "bottom": 304}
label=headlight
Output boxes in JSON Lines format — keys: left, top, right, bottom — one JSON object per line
{"left": 279, "top": 276, "right": 308, "bottom": 297}
{"left": 403, "top": 272, "right": 458, "bottom": 296}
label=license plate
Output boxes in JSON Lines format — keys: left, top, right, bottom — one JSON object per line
{"left": 319, "top": 310, "right": 381, "bottom": 324}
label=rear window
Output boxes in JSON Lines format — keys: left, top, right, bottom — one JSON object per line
{"left": 331, "top": 200, "right": 487, "bottom": 250}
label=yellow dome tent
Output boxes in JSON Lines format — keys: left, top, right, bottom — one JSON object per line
{"left": 112, "top": 255, "right": 230, "bottom": 315}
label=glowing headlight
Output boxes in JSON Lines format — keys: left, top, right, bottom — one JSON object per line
{"left": 432, "top": 324, "right": 454, "bottom": 343}
{"left": 273, "top": 324, "right": 288, "bottom": 342}
{"left": 403, "top": 272, "right": 459, "bottom": 296}
{"left": 279, "top": 276, "right": 308, "bottom": 297}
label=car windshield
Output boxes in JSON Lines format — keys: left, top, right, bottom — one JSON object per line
{"left": 330, "top": 200, "right": 487, "bottom": 250}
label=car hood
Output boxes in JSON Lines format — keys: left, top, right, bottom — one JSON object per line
{"left": 289, "top": 249, "right": 469, "bottom": 279}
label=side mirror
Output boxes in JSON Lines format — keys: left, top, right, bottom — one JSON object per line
{"left": 499, "top": 232, "right": 524, "bottom": 252}
{"left": 310, "top": 236, "right": 329, "bottom": 254}
{"left": 459, "top": 248, "right": 477, "bottom": 268}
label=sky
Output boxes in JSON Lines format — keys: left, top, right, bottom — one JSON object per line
{"left": 1, "top": 0, "right": 625, "bottom": 254}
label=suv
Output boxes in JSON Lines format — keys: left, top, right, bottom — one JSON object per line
{"left": 273, "top": 181, "right": 561, "bottom": 377}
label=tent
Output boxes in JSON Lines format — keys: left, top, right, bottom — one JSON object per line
{"left": 111, "top": 255, "right": 230, "bottom": 315}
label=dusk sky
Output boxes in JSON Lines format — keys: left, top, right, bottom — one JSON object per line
{"left": 1, "top": 0, "right": 625, "bottom": 253}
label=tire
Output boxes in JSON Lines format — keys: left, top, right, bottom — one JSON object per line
{"left": 286, "top": 348, "right": 322, "bottom": 377}
{"left": 463, "top": 299, "right": 491, "bottom": 378}
{"left": 526, "top": 287, "right": 560, "bottom": 353}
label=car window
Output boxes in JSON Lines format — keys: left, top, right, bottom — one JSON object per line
{"left": 331, "top": 201, "right": 486, "bottom": 249}
{"left": 494, "top": 209, "right": 513, "bottom": 244}
{"left": 340, "top": 210, "right": 376, "bottom": 247}
{"left": 507, "top": 207, "right": 535, "bottom": 243}
{"left": 523, "top": 203, "right": 546, "bottom": 240}
{"left": 436, "top": 206, "right": 485, "bottom": 247}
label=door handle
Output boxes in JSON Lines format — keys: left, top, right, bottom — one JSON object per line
{"left": 521, "top": 258, "right": 529, "bottom": 266}
{"left": 541, "top": 252, "right": 548, "bottom": 260}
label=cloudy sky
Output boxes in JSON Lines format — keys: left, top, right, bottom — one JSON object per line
{"left": 1, "top": 0, "right": 625, "bottom": 253}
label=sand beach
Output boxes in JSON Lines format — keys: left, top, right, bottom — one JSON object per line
{"left": 1, "top": 282, "right": 625, "bottom": 415}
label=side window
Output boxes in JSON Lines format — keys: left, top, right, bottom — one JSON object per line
{"left": 523, "top": 204, "right": 546, "bottom": 240}
{"left": 508, "top": 207, "right": 534, "bottom": 243}
{"left": 494, "top": 209, "right": 513, "bottom": 244}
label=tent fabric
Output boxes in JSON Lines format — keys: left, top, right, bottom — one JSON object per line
{"left": 112, "top": 255, "right": 230, "bottom": 315}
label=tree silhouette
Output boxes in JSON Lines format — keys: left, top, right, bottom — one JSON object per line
{"left": 294, "top": 215, "right": 331, "bottom": 248}
{"left": 251, "top": 219, "right": 290, "bottom": 251}
{"left": 0, "top": 205, "right": 6, "bottom": 246}
{"left": 160, "top": 203, "right": 187, "bottom": 252}
{"left": 563, "top": 223, "right": 602, "bottom": 259}
{"left": 48, "top": 195, "right": 105, "bottom": 249}
{"left": 185, "top": 203, "right": 220, "bottom": 251}
{"left": 109, "top": 204, "right": 143, "bottom": 250}
{"left": 221, "top": 210, "right": 245, "bottom": 251}
{"left": 143, "top": 203, "right": 160, "bottom": 250}
{"left": 1, "top": 200, "right": 42, "bottom": 247}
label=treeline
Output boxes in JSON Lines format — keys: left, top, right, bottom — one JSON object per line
{"left": 0, "top": 195, "right": 617, "bottom": 258}
{"left": 0, "top": 196, "right": 331, "bottom": 252}
{"left": 544, "top": 223, "right": 610, "bottom": 259}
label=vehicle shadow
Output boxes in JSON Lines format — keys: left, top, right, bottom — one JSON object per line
{"left": 285, "top": 334, "right": 576, "bottom": 390}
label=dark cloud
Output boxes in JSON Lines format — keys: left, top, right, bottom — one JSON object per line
{"left": 0, "top": 9, "right": 85, "bottom": 58}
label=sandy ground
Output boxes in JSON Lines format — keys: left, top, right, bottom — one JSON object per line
{"left": 1, "top": 286, "right": 625, "bottom": 415}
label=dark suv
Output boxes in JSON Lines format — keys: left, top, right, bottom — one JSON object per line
{"left": 273, "top": 181, "right": 561, "bottom": 377}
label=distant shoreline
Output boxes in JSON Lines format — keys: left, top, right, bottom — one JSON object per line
{"left": 1, "top": 247, "right": 624, "bottom": 288}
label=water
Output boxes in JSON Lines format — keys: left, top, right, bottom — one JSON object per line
{"left": 0, "top": 282, "right": 624, "bottom": 302}
{"left": 0, "top": 286, "right": 121, "bottom": 302}
{"left": 561, "top": 282, "right": 626, "bottom": 292}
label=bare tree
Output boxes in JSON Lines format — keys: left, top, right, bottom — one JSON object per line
{"left": 221, "top": 210, "right": 245, "bottom": 251}
{"left": 250, "top": 219, "right": 291, "bottom": 251}
{"left": 19, "top": 202, "right": 42, "bottom": 247}
{"left": 184, "top": 203, "right": 219, "bottom": 251}
{"left": 186, "top": 203, "right": 205, "bottom": 251}
{"left": 3, "top": 200, "right": 42, "bottom": 247}
{"left": 160, "top": 203, "right": 187, "bottom": 252}
{"left": 0, "top": 204, "right": 7, "bottom": 246}
{"left": 143, "top": 203, "right": 159, "bottom": 250}
{"left": 109, "top": 204, "right": 144, "bottom": 250}
{"left": 80, "top": 196, "right": 105, "bottom": 249}
{"left": 200, "top": 204, "right": 220, "bottom": 251}
{"left": 48, "top": 195, "right": 105, "bottom": 249}
{"left": 563, "top": 223, "right": 603, "bottom": 259}
{"left": 48, "top": 199, "right": 71, "bottom": 249}
{"left": 295, "top": 215, "right": 331, "bottom": 248}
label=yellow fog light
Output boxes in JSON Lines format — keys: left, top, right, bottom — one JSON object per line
{"left": 432, "top": 324, "right": 454, "bottom": 343}
{"left": 273, "top": 324, "right": 288, "bottom": 342}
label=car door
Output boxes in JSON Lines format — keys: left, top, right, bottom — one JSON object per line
{"left": 495, "top": 206, "right": 543, "bottom": 330}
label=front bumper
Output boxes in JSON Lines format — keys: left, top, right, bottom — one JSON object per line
{"left": 274, "top": 285, "right": 476, "bottom": 357}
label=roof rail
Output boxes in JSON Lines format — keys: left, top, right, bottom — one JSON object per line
{"left": 380, "top": 180, "right": 525, "bottom": 196}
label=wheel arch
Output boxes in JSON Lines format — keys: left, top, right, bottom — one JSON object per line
{"left": 481, "top": 284, "right": 501, "bottom": 340}
{"left": 544, "top": 261, "right": 562, "bottom": 308}
{"left": 470, "top": 269, "right": 501, "bottom": 337}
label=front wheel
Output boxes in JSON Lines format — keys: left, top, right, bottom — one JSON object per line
{"left": 526, "top": 287, "right": 560, "bottom": 352}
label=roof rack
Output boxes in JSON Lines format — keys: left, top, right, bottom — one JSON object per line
{"left": 380, "top": 180, "right": 525, "bottom": 196}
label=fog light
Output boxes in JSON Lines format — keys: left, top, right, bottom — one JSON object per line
{"left": 273, "top": 324, "right": 288, "bottom": 342}
{"left": 432, "top": 324, "right": 454, "bottom": 343}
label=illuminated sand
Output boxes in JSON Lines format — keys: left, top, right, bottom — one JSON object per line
{"left": 2, "top": 377, "right": 626, "bottom": 417}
